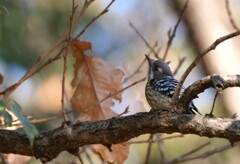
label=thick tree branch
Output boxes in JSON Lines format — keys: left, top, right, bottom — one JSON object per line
{"left": 1, "top": 110, "right": 240, "bottom": 162}
{"left": 1, "top": 74, "right": 240, "bottom": 163}
{"left": 180, "top": 74, "right": 240, "bottom": 109}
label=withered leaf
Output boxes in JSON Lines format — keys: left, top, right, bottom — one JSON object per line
{"left": 92, "top": 144, "right": 129, "bottom": 164}
{"left": 70, "top": 40, "right": 129, "bottom": 163}
{"left": 70, "top": 40, "right": 124, "bottom": 121}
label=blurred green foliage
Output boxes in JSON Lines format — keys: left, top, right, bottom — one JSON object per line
{"left": 0, "top": 1, "right": 70, "bottom": 68}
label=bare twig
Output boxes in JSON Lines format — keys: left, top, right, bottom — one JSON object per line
{"left": 162, "top": 0, "right": 189, "bottom": 61}
{"left": 84, "top": 151, "right": 93, "bottom": 164}
{"left": 61, "top": 0, "right": 77, "bottom": 121}
{"left": 125, "top": 134, "right": 184, "bottom": 144}
{"left": 225, "top": 0, "right": 240, "bottom": 31}
{"left": 117, "top": 106, "right": 130, "bottom": 117}
{"left": 76, "top": 152, "right": 84, "bottom": 164}
{"left": 173, "top": 56, "right": 186, "bottom": 76}
{"left": 123, "top": 41, "right": 158, "bottom": 83}
{"left": 156, "top": 134, "right": 166, "bottom": 163}
{"left": 173, "top": 142, "right": 240, "bottom": 163}
{"left": 0, "top": 46, "right": 66, "bottom": 97}
{"left": 180, "top": 141, "right": 211, "bottom": 158}
{"left": 144, "top": 134, "right": 154, "bottom": 164}
{"left": 129, "top": 21, "right": 159, "bottom": 59}
{"left": 123, "top": 58, "right": 145, "bottom": 83}
{"left": 0, "top": 0, "right": 103, "bottom": 97}
{"left": 7, "top": 77, "right": 146, "bottom": 127}
{"left": 82, "top": 77, "right": 146, "bottom": 114}
{"left": 180, "top": 74, "right": 240, "bottom": 111}
{"left": 167, "top": 141, "right": 211, "bottom": 164}
{"left": 0, "top": 41, "right": 64, "bottom": 97}
{"left": 156, "top": 45, "right": 162, "bottom": 55}
{"left": 209, "top": 91, "right": 220, "bottom": 116}
{"left": 172, "top": 30, "right": 240, "bottom": 104}
{"left": 75, "top": 0, "right": 115, "bottom": 39}
{"left": 76, "top": 0, "right": 94, "bottom": 22}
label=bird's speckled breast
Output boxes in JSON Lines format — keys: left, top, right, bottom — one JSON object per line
{"left": 145, "top": 82, "right": 172, "bottom": 110}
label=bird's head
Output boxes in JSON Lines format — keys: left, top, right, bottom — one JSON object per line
{"left": 145, "top": 55, "right": 173, "bottom": 80}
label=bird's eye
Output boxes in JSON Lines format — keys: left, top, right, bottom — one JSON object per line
{"left": 158, "top": 67, "right": 163, "bottom": 72}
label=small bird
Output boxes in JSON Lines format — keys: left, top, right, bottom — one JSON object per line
{"left": 145, "top": 55, "right": 200, "bottom": 115}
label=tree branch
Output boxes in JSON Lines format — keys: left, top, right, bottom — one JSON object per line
{"left": 172, "top": 30, "right": 240, "bottom": 104}
{"left": 1, "top": 110, "right": 240, "bottom": 162}
{"left": 2, "top": 73, "right": 240, "bottom": 162}
{"left": 180, "top": 74, "right": 240, "bottom": 109}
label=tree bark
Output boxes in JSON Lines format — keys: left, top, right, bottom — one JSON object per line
{"left": 1, "top": 110, "right": 240, "bottom": 163}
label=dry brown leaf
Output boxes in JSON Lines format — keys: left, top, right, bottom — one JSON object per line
{"left": 92, "top": 144, "right": 115, "bottom": 163}
{"left": 92, "top": 144, "right": 129, "bottom": 164}
{"left": 71, "top": 40, "right": 92, "bottom": 61}
{"left": 70, "top": 40, "right": 129, "bottom": 163}
{"left": 112, "top": 144, "right": 130, "bottom": 164}
{"left": 70, "top": 40, "right": 124, "bottom": 121}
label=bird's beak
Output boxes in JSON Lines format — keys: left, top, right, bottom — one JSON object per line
{"left": 145, "top": 54, "right": 154, "bottom": 66}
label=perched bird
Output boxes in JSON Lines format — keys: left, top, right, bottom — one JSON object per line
{"left": 145, "top": 55, "right": 200, "bottom": 114}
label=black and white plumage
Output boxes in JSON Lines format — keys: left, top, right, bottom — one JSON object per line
{"left": 145, "top": 55, "right": 200, "bottom": 115}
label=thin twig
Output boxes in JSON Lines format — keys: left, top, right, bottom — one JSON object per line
{"left": 144, "top": 134, "right": 154, "bottom": 164}
{"left": 129, "top": 21, "right": 159, "bottom": 59}
{"left": 84, "top": 148, "right": 94, "bottom": 164}
{"left": 156, "top": 134, "right": 166, "bottom": 163}
{"left": 172, "top": 142, "right": 240, "bottom": 163}
{"left": 209, "top": 91, "right": 219, "bottom": 116}
{"left": 156, "top": 45, "right": 162, "bottom": 54}
{"left": 125, "top": 134, "right": 184, "bottom": 144}
{"left": 75, "top": 0, "right": 115, "bottom": 39}
{"left": 173, "top": 56, "right": 186, "bottom": 76}
{"left": 225, "top": 0, "right": 239, "bottom": 31}
{"left": 123, "top": 41, "right": 158, "bottom": 83}
{"left": 0, "top": 0, "right": 97, "bottom": 97}
{"left": 76, "top": 0, "right": 94, "bottom": 24}
{"left": 181, "top": 141, "right": 211, "bottom": 158}
{"left": 167, "top": 141, "right": 211, "bottom": 164}
{"left": 0, "top": 46, "right": 66, "bottom": 97}
{"left": 76, "top": 152, "right": 84, "bottom": 164}
{"left": 82, "top": 77, "right": 146, "bottom": 114}
{"left": 123, "top": 58, "right": 146, "bottom": 83}
{"left": 162, "top": 0, "right": 189, "bottom": 61}
{"left": 117, "top": 106, "right": 130, "bottom": 117}
{"left": 8, "top": 77, "right": 146, "bottom": 127}
{"left": 0, "top": 41, "right": 64, "bottom": 97}
{"left": 61, "top": 0, "right": 77, "bottom": 121}
{"left": 172, "top": 30, "right": 240, "bottom": 104}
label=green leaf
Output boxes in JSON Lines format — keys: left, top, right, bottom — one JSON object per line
{"left": 7, "top": 100, "right": 38, "bottom": 146}
{"left": 0, "top": 110, "right": 12, "bottom": 127}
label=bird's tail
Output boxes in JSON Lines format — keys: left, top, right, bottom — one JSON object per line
{"left": 189, "top": 102, "right": 201, "bottom": 115}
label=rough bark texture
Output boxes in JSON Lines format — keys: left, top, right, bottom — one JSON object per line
{"left": 1, "top": 111, "right": 240, "bottom": 163}
{"left": 180, "top": 74, "right": 240, "bottom": 108}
